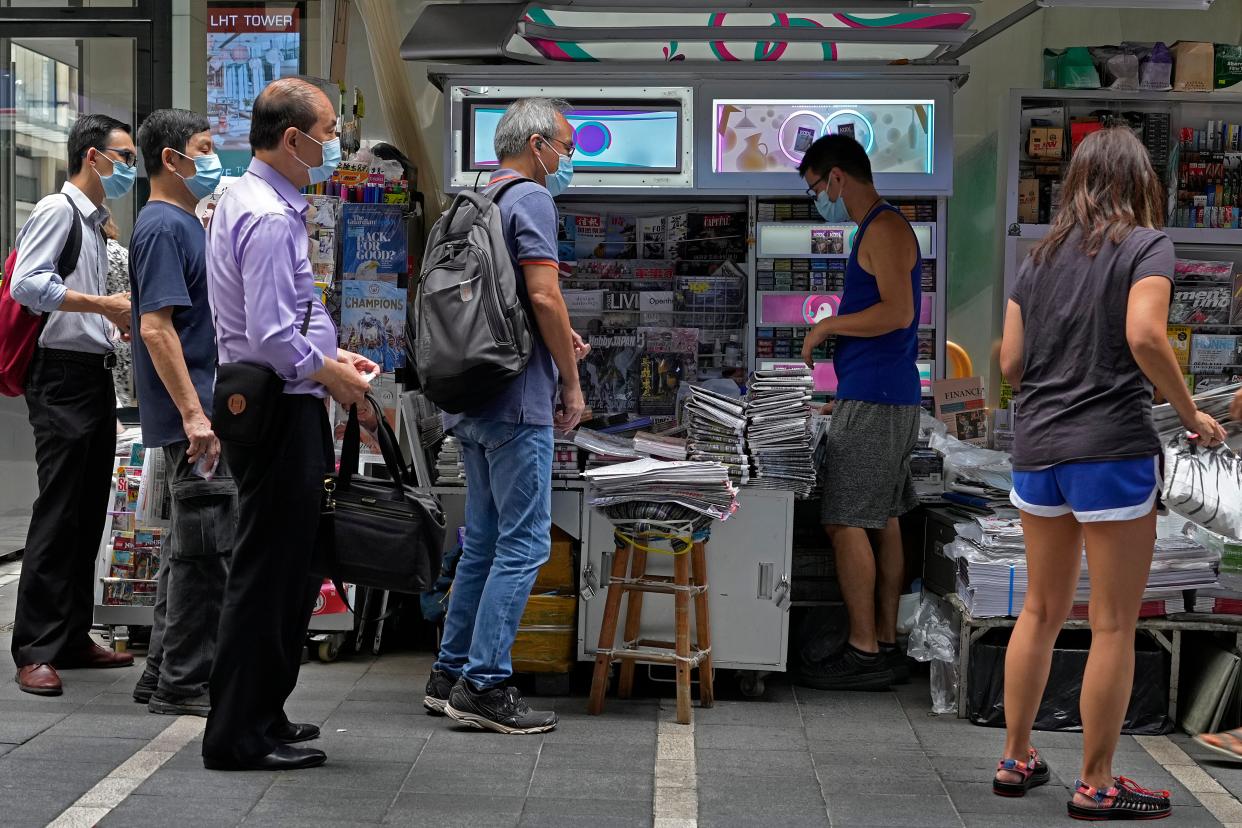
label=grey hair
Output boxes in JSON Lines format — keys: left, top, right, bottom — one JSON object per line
{"left": 493, "top": 97, "right": 571, "bottom": 161}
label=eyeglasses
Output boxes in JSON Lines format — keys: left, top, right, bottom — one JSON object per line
{"left": 805, "top": 171, "right": 829, "bottom": 199}
{"left": 103, "top": 147, "right": 137, "bottom": 167}
{"left": 544, "top": 135, "right": 576, "bottom": 159}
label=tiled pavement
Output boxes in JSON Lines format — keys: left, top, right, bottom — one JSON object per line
{"left": 2, "top": 554, "right": 1242, "bottom": 826}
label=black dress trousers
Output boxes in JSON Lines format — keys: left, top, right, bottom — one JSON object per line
{"left": 203, "top": 393, "right": 332, "bottom": 763}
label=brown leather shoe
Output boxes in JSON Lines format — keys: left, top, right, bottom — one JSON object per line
{"left": 16, "top": 664, "right": 62, "bottom": 696}
{"left": 54, "top": 642, "right": 134, "bottom": 669}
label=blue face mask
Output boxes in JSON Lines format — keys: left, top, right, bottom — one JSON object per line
{"left": 172, "top": 149, "right": 223, "bottom": 200}
{"left": 295, "top": 131, "right": 341, "bottom": 185}
{"left": 537, "top": 145, "right": 574, "bottom": 198}
{"left": 814, "top": 176, "right": 849, "bottom": 223}
{"left": 95, "top": 153, "right": 136, "bottom": 199}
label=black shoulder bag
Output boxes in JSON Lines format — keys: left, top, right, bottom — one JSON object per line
{"left": 313, "top": 393, "right": 446, "bottom": 599}
{"left": 212, "top": 301, "right": 312, "bottom": 446}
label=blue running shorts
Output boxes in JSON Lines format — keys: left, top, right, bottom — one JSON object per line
{"left": 1010, "top": 456, "right": 1161, "bottom": 523}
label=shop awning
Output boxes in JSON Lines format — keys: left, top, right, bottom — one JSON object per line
{"left": 401, "top": 2, "right": 979, "bottom": 65}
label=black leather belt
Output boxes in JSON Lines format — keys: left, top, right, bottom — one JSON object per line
{"left": 38, "top": 347, "right": 117, "bottom": 370}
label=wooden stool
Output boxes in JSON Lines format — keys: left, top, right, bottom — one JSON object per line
{"left": 587, "top": 520, "right": 714, "bottom": 725}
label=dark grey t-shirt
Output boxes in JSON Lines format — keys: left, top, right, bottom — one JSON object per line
{"left": 1010, "top": 226, "right": 1175, "bottom": 471}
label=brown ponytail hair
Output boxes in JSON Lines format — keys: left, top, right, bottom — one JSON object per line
{"left": 1031, "top": 126, "right": 1164, "bottom": 265}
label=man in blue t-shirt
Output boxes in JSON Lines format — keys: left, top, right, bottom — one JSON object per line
{"left": 127, "top": 109, "right": 235, "bottom": 717}
{"left": 423, "top": 98, "right": 588, "bottom": 734}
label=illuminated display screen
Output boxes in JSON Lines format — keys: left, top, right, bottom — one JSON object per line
{"left": 759, "top": 293, "right": 934, "bottom": 327}
{"left": 713, "top": 100, "right": 934, "bottom": 175}
{"left": 466, "top": 102, "right": 682, "bottom": 172}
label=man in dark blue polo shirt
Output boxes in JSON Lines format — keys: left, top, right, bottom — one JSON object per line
{"left": 127, "top": 109, "right": 235, "bottom": 717}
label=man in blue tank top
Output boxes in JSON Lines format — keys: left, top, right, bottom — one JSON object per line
{"left": 796, "top": 135, "right": 923, "bottom": 691}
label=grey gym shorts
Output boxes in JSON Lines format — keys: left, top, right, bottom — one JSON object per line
{"left": 820, "top": 400, "right": 921, "bottom": 530}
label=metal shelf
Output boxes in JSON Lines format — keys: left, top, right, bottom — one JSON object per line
{"left": 1011, "top": 223, "right": 1242, "bottom": 246}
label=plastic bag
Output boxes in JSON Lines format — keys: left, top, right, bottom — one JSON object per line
{"left": 1163, "top": 435, "right": 1242, "bottom": 541}
{"left": 929, "top": 431, "right": 1013, "bottom": 492}
{"left": 1091, "top": 46, "right": 1140, "bottom": 90}
{"left": 1141, "top": 42, "right": 1174, "bottom": 91}
{"left": 1058, "top": 47, "right": 1101, "bottom": 89}
{"left": 907, "top": 594, "right": 958, "bottom": 715}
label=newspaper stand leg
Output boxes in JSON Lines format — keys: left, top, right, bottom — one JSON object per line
{"left": 588, "top": 518, "right": 713, "bottom": 725}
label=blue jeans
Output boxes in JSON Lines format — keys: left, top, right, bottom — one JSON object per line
{"left": 434, "top": 417, "right": 553, "bottom": 688}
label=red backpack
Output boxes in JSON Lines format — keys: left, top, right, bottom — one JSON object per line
{"left": 0, "top": 193, "right": 84, "bottom": 396}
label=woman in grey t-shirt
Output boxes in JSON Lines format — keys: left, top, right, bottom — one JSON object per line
{"left": 993, "top": 127, "right": 1225, "bottom": 820}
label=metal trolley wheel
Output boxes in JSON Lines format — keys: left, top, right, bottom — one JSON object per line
{"left": 312, "top": 633, "right": 347, "bottom": 663}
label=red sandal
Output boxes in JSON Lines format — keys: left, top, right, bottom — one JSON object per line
{"left": 1068, "top": 777, "right": 1171, "bottom": 821}
{"left": 992, "top": 747, "right": 1050, "bottom": 797}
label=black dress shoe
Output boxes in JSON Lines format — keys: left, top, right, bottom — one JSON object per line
{"left": 203, "top": 744, "right": 326, "bottom": 772}
{"left": 271, "top": 721, "right": 321, "bottom": 744}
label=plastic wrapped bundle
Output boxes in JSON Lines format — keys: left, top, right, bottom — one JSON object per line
{"left": 1164, "top": 435, "right": 1242, "bottom": 540}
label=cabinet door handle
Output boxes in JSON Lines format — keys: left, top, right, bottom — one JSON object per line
{"left": 757, "top": 562, "right": 774, "bottom": 599}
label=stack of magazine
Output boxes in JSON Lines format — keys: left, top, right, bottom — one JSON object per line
{"left": 682, "top": 384, "right": 749, "bottom": 484}
{"left": 584, "top": 457, "right": 739, "bottom": 521}
{"left": 633, "top": 431, "right": 688, "bottom": 460}
{"left": 746, "top": 368, "right": 817, "bottom": 497}
{"left": 435, "top": 436, "right": 466, "bottom": 486}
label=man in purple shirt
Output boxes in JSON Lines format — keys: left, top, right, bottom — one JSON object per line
{"left": 203, "top": 77, "right": 373, "bottom": 772}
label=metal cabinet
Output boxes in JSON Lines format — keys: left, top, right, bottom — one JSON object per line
{"left": 578, "top": 488, "right": 795, "bottom": 672}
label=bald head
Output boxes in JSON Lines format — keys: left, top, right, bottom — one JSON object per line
{"left": 249, "top": 77, "right": 333, "bottom": 152}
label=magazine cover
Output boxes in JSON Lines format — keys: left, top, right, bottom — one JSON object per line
{"left": 1235, "top": 270, "right": 1242, "bottom": 325}
{"left": 1191, "top": 334, "right": 1238, "bottom": 373}
{"left": 679, "top": 212, "right": 748, "bottom": 262}
{"left": 1169, "top": 285, "right": 1233, "bottom": 326}
{"left": 557, "top": 213, "right": 578, "bottom": 263}
{"left": 580, "top": 330, "right": 644, "bottom": 414}
{"left": 573, "top": 214, "right": 606, "bottom": 260}
{"left": 933, "top": 376, "right": 988, "bottom": 446}
{"left": 637, "top": 327, "right": 699, "bottom": 415}
{"left": 341, "top": 203, "right": 406, "bottom": 282}
{"left": 340, "top": 280, "right": 407, "bottom": 372}
{"left": 1168, "top": 325, "right": 1193, "bottom": 369}
{"left": 1175, "top": 258, "right": 1235, "bottom": 283}
{"left": 306, "top": 195, "right": 340, "bottom": 283}
{"left": 640, "top": 216, "right": 668, "bottom": 259}
{"left": 604, "top": 214, "right": 638, "bottom": 259}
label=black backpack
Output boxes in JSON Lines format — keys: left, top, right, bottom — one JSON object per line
{"left": 407, "top": 178, "right": 534, "bottom": 413}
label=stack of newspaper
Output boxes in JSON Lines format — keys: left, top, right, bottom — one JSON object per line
{"left": 951, "top": 514, "right": 1219, "bottom": 618}
{"left": 584, "top": 457, "right": 739, "bottom": 521}
{"left": 746, "top": 368, "right": 817, "bottom": 497}
{"left": 683, "top": 384, "right": 749, "bottom": 484}
{"left": 435, "top": 436, "right": 466, "bottom": 486}
{"left": 633, "top": 431, "right": 688, "bottom": 461}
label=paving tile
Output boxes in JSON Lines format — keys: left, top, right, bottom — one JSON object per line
{"left": 695, "top": 746, "right": 817, "bottom": 779}
{"left": 271, "top": 758, "right": 412, "bottom": 791}
{"left": 335, "top": 698, "right": 424, "bottom": 716}
{"left": 384, "top": 792, "right": 525, "bottom": 824}
{"left": 816, "top": 766, "right": 946, "bottom": 798}
{"left": 698, "top": 777, "right": 827, "bottom": 818}
{"left": 405, "top": 750, "right": 537, "bottom": 796}
{"left": 5, "top": 734, "right": 147, "bottom": 765}
{"left": 540, "top": 717, "right": 657, "bottom": 747}
{"left": 538, "top": 742, "right": 655, "bottom": 773}
{"left": 692, "top": 701, "right": 805, "bottom": 728}
{"left": 100, "top": 794, "right": 253, "bottom": 827}
{"left": 700, "top": 817, "right": 827, "bottom": 828}
{"left": 946, "top": 779, "right": 1067, "bottom": 815}
{"left": 694, "top": 724, "right": 807, "bottom": 752}
{"left": 811, "top": 746, "right": 931, "bottom": 774}
{"left": 424, "top": 728, "right": 544, "bottom": 754}
{"left": 0, "top": 757, "right": 119, "bottom": 793}
{"left": 802, "top": 717, "right": 919, "bottom": 745}
{"left": 519, "top": 816, "right": 650, "bottom": 828}
{"left": 824, "top": 792, "right": 962, "bottom": 827}
{"left": 321, "top": 711, "right": 439, "bottom": 740}
{"left": 521, "top": 796, "right": 652, "bottom": 819}
{"left": 528, "top": 766, "right": 653, "bottom": 801}
{"left": 0, "top": 792, "right": 83, "bottom": 828}
{"left": 0, "top": 711, "right": 67, "bottom": 743}
{"left": 131, "top": 766, "right": 276, "bottom": 800}
{"left": 248, "top": 784, "right": 393, "bottom": 824}
{"left": 44, "top": 711, "right": 175, "bottom": 740}
{"left": 314, "top": 731, "right": 429, "bottom": 763}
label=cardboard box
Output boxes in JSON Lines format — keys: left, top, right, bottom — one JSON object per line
{"left": 1028, "top": 127, "right": 1063, "bottom": 159}
{"left": 1070, "top": 119, "right": 1104, "bottom": 152}
{"left": 512, "top": 594, "right": 576, "bottom": 673}
{"left": 534, "top": 526, "right": 575, "bottom": 592}
{"left": 1018, "top": 179, "right": 1040, "bottom": 224}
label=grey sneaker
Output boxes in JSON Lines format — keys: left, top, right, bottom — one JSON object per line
{"left": 132, "top": 669, "right": 159, "bottom": 704}
{"left": 445, "top": 679, "right": 558, "bottom": 735}
{"left": 148, "top": 691, "right": 210, "bottom": 717}
{"left": 423, "top": 669, "right": 454, "bottom": 716}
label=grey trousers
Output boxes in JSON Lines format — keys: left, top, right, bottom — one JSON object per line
{"left": 144, "top": 441, "right": 236, "bottom": 697}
